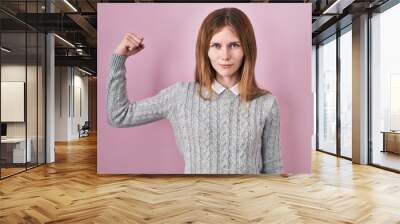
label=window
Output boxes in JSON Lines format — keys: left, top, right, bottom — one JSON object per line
{"left": 317, "top": 35, "right": 337, "bottom": 154}
{"left": 371, "top": 2, "right": 400, "bottom": 171}
{"left": 340, "top": 27, "right": 352, "bottom": 158}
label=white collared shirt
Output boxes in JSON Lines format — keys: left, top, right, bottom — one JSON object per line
{"left": 211, "top": 79, "right": 240, "bottom": 96}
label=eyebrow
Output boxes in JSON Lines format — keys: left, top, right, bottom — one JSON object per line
{"left": 209, "top": 41, "right": 241, "bottom": 44}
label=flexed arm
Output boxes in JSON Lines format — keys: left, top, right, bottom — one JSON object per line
{"left": 106, "top": 33, "right": 181, "bottom": 128}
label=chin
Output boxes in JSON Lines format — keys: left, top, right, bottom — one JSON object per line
{"left": 216, "top": 71, "right": 235, "bottom": 77}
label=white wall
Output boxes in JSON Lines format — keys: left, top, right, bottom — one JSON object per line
{"left": 55, "top": 67, "right": 69, "bottom": 141}
{"left": 71, "top": 72, "right": 89, "bottom": 138}
{"left": 54, "top": 67, "right": 89, "bottom": 141}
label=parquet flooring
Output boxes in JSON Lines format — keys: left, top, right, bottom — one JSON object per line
{"left": 0, "top": 133, "right": 399, "bottom": 223}
{"left": 1, "top": 167, "right": 25, "bottom": 177}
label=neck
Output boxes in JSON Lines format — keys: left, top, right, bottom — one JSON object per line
{"left": 216, "top": 74, "right": 239, "bottom": 88}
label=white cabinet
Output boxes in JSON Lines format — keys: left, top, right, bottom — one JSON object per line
{"left": 1, "top": 138, "right": 32, "bottom": 163}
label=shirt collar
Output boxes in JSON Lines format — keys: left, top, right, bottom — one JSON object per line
{"left": 211, "top": 79, "right": 240, "bottom": 96}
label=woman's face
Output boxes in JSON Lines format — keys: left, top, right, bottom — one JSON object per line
{"left": 208, "top": 26, "right": 244, "bottom": 79}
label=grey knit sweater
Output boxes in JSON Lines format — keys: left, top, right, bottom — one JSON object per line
{"left": 106, "top": 54, "right": 283, "bottom": 174}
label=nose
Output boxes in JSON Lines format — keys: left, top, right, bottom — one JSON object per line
{"left": 220, "top": 46, "right": 230, "bottom": 61}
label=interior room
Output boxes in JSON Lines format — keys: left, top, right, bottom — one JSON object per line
{"left": 0, "top": 0, "right": 399, "bottom": 223}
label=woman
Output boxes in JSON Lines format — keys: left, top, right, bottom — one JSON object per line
{"left": 106, "top": 7, "right": 282, "bottom": 174}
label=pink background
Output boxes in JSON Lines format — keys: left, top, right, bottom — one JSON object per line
{"left": 97, "top": 3, "right": 312, "bottom": 174}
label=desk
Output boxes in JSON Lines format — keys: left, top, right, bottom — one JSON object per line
{"left": 1, "top": 138, "right": 32, "bottom": 163}
{"left": 381, "top": 131, "right": 400, "bottom": 154}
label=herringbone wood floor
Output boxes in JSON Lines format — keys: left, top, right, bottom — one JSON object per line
{"left": 1, "top": 133, "right": 400, "bottom": 224}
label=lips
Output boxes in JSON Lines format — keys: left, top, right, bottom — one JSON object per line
{"left": 220, "top": 64, "right": 233, "bottom": 69}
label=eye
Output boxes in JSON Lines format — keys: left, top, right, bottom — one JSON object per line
{"left": 229, "top": 43, "right": 241, "bottom": 48}
{"left": 210, "top": 43, "right": 221, "bottom": 49}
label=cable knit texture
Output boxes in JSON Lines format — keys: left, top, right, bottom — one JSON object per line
{"left": 106, "top": 54, "right": 283, "bottom": 174}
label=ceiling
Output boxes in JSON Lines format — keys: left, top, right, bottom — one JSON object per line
{"left": 0, "top": 0, "right": 392, "bottom": 75}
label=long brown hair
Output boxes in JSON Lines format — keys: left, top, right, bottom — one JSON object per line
{"left": 195, "top": 7, "right": 269, "bottom": 102}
